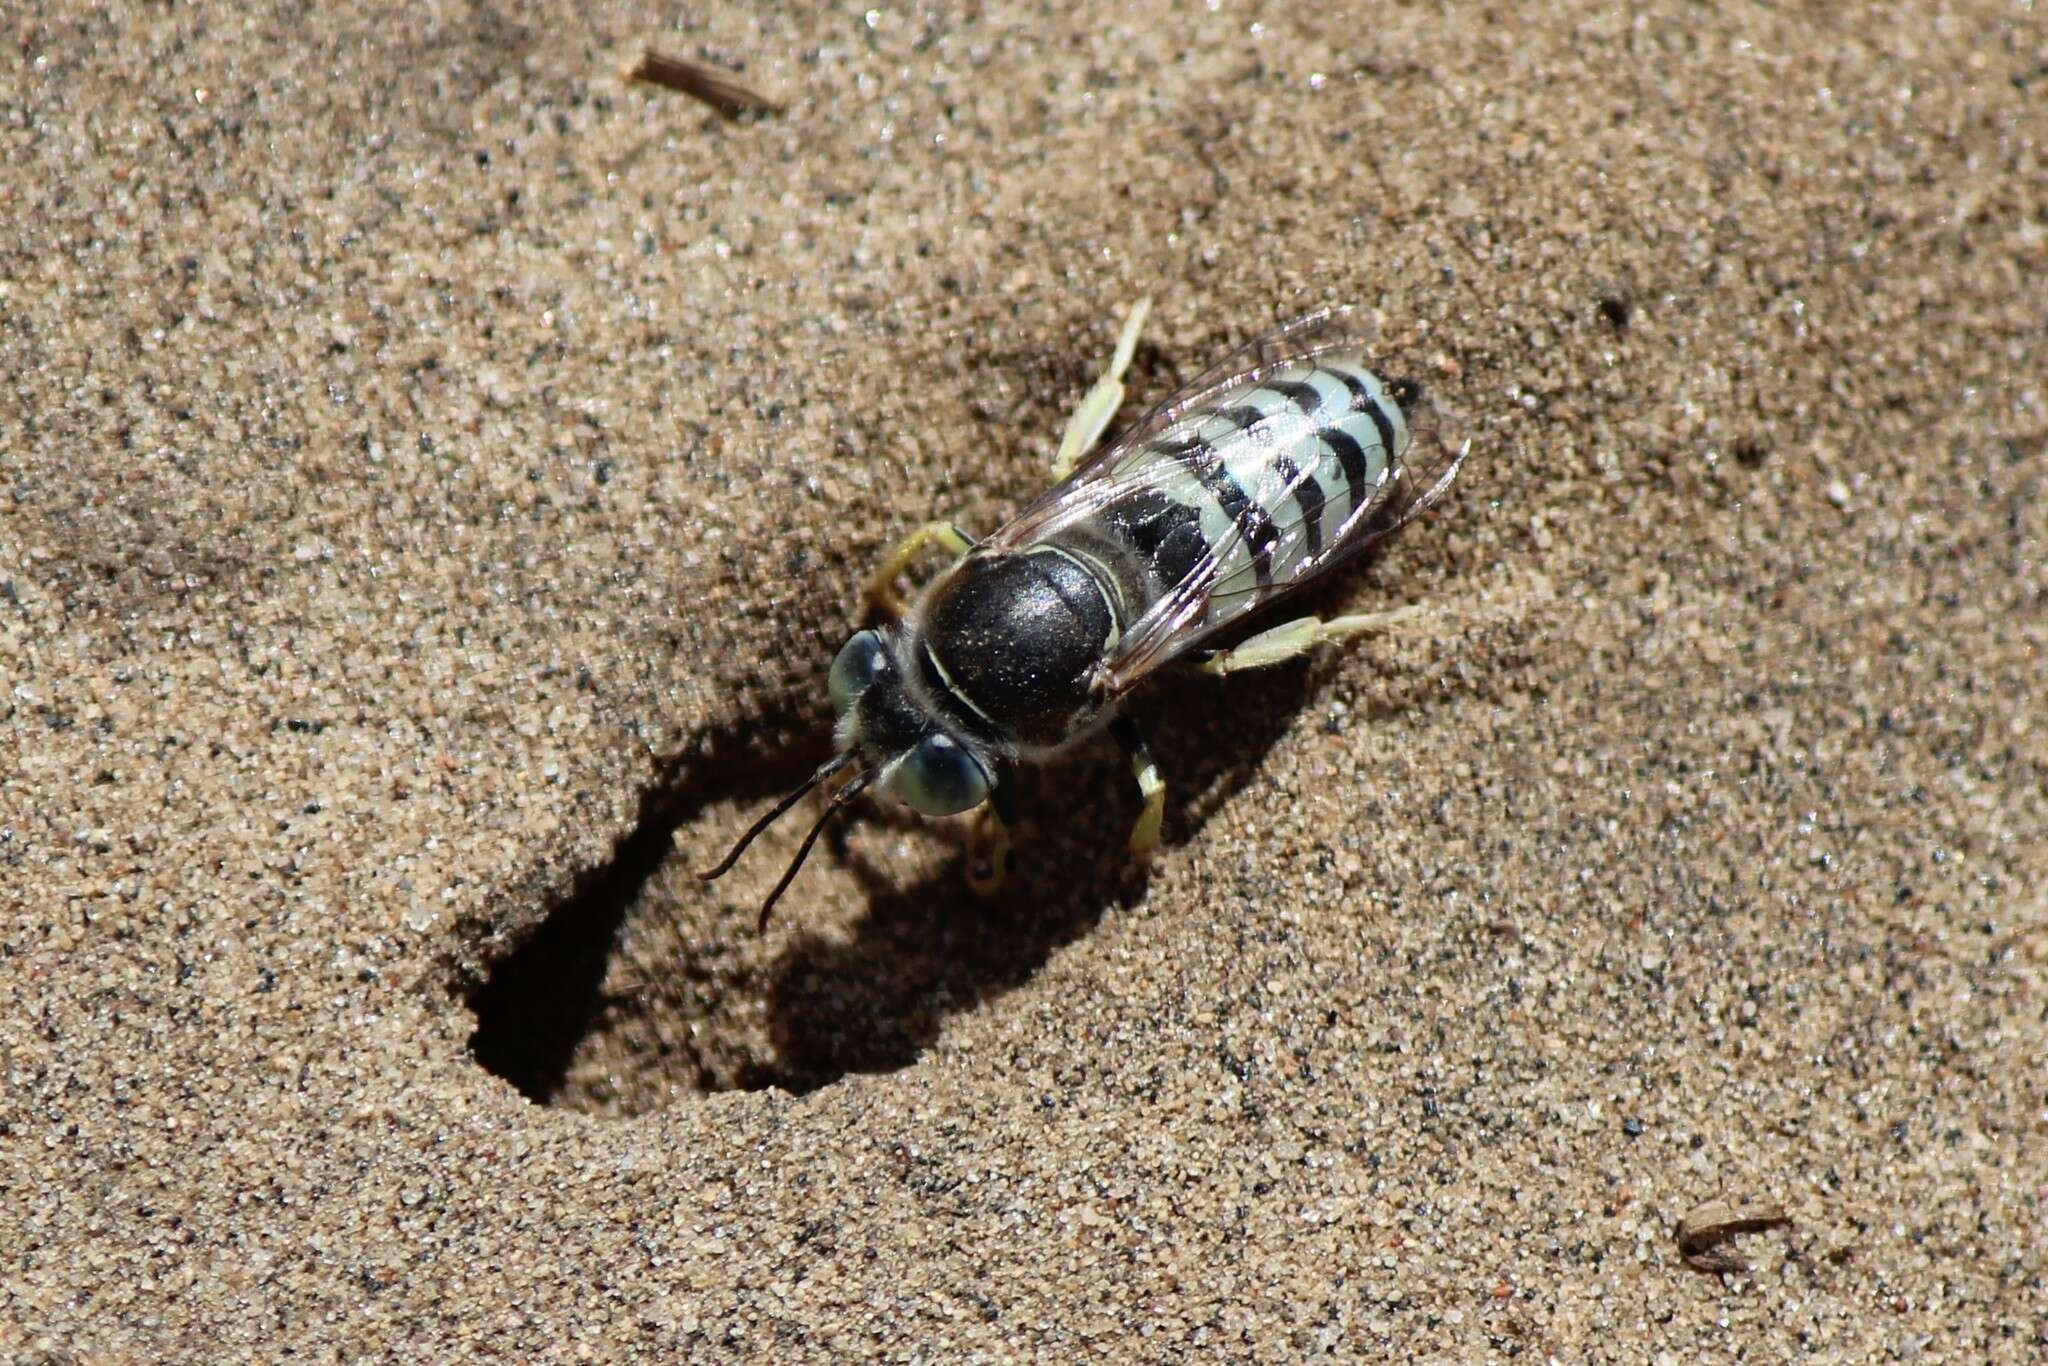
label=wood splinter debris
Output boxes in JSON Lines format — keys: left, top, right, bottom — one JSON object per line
{"left": 1676, "top": 1200, "right": 1792, "bottom": 1273}
{"left": 625, "top": 50, "right": 785, "bottom": 117}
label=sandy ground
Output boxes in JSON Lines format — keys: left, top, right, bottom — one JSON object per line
{"left": 4, "top": 0, "right": 2045, "bottom": 1358}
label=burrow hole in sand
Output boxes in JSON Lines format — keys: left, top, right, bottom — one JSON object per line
{"left": 462, "top": 672, "right": 1303, "bottom": 1114}
{"left": 460, "top": 721, "right": 1128, "bottom": 1112}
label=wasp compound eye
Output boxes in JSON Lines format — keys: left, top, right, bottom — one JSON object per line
{"left": 887, "top": 732, "right": 991, "bottom": 816}
{"left": 828, "top": 629, "right": 888, "bottom": 718}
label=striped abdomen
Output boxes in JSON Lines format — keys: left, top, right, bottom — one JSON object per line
{"left": 1055, "top": 353, "right": 1411, "bottom": 641}
{"left": 913, "top": 353, "right": 1415, "bottom": 753}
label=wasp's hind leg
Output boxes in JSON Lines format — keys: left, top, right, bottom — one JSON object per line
{"left": 966, "top": 770, "right": 1018, "bottom": 898}
{"left": 865, "top": 521, "right": 975, "bottom": 620}
{"left": 1051, "top": 297, "right": 1153, "bottom": 482}
{"left": 1196, "top": 606, "right": 1429, "bottom": 676}
{"left": 1110, "top": 715, "right": 1165, "bottom": 866}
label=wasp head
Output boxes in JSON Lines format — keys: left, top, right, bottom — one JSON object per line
{"left": 699, "top": 624, "right": 997, "bottom": 930}
{"left": 828, "top": 627, "right": 993, "bottom": 816}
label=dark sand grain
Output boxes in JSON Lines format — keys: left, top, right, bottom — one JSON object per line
{"left": 3, "top": 0, "right": 2044, "bottom": 1358}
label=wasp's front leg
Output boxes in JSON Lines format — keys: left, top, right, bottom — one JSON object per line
{"left": 1051, "top": 296, "right": 1153, "bottom": 482}
{"left": 864, "top": 521, "right": 976, "bottom": 621}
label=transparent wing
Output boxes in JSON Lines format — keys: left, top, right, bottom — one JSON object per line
{"left": 1100, "top": 399, "right": 1467, "bottom": 691}
{"left": 1117, "top": 305, "right": 1381, "bottom": 458}
{"left": 979, "top": 306, "right": 1383, "bottom": 553}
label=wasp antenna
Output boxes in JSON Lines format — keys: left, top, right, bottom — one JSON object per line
{"left": 758, "top": 768, "right": 873, "bottom": 933}
{"left": 698, "top": 752, "right": 854, "bottom": 884}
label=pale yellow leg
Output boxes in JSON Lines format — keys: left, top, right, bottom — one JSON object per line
{"left": 1110, "top": 716, "right": 1164, "bottom": 864}
{"left": 1129, "top": 754, "right": 1164, "bottom": 865}
{"left": 1051, "top": 296, "right": 1153, "bottom": 481}
{"left": 864, "top": 521, "right": 974, "bottom": 619}
{"left": 1198, "top": 605, "right": 1430, "bottom": 676}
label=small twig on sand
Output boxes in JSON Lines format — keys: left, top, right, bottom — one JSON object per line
{"left": 624, "top": 50, "right": 784, "bottom": 117}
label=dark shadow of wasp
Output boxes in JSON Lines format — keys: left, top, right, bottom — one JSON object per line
{"left": 463, "top": 649, "right": 1321, "bottom": 1103}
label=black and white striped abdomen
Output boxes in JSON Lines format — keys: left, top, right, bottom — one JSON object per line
{"left": 1070, "top": 353, "right": 1411, "bottom": 637}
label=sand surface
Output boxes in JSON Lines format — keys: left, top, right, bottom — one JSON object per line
{"left": 5, "top": 0, "right": 2045, "bottom": 1358}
